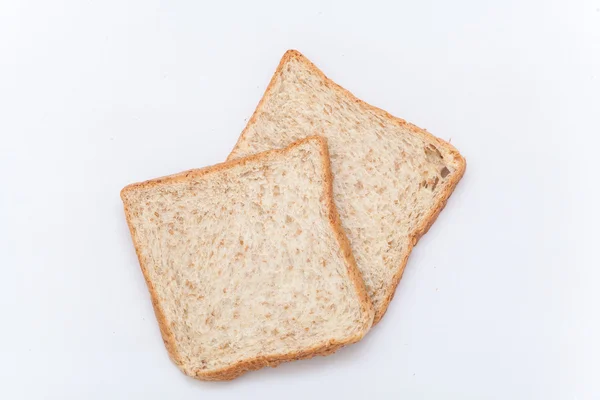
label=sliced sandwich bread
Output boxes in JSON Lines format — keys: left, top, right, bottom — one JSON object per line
{"left": 120, "top": 136, "right": 374, "bottom": 380}
{"left": 229, "top": 50, "right": 466, "bottom": 323}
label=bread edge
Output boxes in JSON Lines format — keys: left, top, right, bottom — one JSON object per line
{"left": 120, "top": 135, "right": 374, "bottom": 381}
{"left": 380, "top": 158, "right": 466, "bottom": 325}
{"left": 121, "top": 192, "right": 185, "bottom": 375}
{"left": 227, "top": 49, "right": 466, "bottom": 324}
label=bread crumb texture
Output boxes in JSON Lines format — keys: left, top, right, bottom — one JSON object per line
{"left": 230, "top": 50, "right": 466, "bottom": 323}
{"left": 121, "top": 138, "right": 372, "bottom": 380}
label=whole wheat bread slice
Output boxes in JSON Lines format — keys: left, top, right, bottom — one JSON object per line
{"left": 121, "top": 136, "right": 374, "bottom": 381}
{"left": 229, "top": 50, "right": 466, "bottom": 324}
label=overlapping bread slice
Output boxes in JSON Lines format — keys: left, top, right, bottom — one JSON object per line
{"left": 121, "top": 136, "right": 373, "bottom": 380}
{"left": 229, "top": 50, "right": 466, "bottom": 323}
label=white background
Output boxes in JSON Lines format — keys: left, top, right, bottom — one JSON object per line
{"left": 1, "top": 0, "right": 599, "bottom": 398}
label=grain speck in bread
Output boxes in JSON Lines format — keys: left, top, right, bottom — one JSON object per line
{"left": 120, "top": 136, "right": 374, "bottom": 380}
{"left": 229, "top": 50, "right": 466, "bottom": 323}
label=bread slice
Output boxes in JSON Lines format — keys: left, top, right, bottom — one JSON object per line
{"left": 229, "top": 50, "right": 466, "bottom": 324}
{"left": 120, "top": 136, "right": 374, "bottom": 381}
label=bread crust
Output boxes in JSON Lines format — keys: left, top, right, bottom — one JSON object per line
{"left": 229, "top": 50, "right": 466, "bottom": 324}
{"left": 121, "top": 136, "right": 374, "bottom": 381}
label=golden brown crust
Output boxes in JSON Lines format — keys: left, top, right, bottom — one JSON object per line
{"left": 121, "top": 200, "right": 184, "bottom": 370}
{"left": 228, "top": 50, "right": 467, "bottom": 324}
{"left": 378, "top": 156, "right": 466, "bottom": 324}
{"left": 120, "top": 136, "right": 374, "bottom": 381}
{"left": 190, "top": 337, "right": 349, "bottom": 381}
{"left": 228, "top": 51, "right": 295, "bottom": 161}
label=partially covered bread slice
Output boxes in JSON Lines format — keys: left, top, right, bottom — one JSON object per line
{"left": 121, "top": 136, "right": 373, "bottom": 381}
{"left": 229, "top": 50, "right": 466, "bottom": 323}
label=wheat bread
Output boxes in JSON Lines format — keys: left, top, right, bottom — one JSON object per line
{"left": 229, "top": 50, "right": 466, "bottom": 323}
{"left": 121, "top": 136, "right": 374, "bottom": 380}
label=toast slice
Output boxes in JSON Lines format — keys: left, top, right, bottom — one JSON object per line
{"left": 120, "top": 136, "right": 374, "bottom": 381}
{"left": 229, "top": 50, "right": 466, "bottom": 324}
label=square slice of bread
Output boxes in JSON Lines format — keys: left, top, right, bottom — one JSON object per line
{"left": 120, "top": 136, "right": 374, "bottom": 381}
{"left": 229, "top": 50, "right": 466, "bottom": 324}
